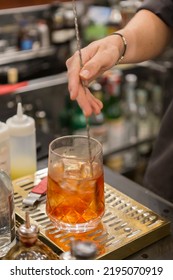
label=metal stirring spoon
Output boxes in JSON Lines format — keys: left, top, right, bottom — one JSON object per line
{"left": 72, "top": 0, "right": 93, "bottom": 175}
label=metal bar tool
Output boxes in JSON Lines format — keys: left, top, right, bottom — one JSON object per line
{"left": 72, "top": 0, "right": 93, "bottom": 174}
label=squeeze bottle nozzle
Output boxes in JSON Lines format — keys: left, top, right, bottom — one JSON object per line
{"left": 17, "top": 102, "right": 23, "bottom": 119}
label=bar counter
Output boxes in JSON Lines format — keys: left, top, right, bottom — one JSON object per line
{"left": 37, "top": 158, "right": 173, "bottom": 260}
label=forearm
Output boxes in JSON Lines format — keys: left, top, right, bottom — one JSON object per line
{"left": 117, "top": 10, "right": 173, "bottom": 64}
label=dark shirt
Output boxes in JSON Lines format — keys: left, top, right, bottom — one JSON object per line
{"left": 137, "top": 0, "right": 173, "bottom": 203}
{"left": 138, "top": 0, "right": 173, "bottom": 27}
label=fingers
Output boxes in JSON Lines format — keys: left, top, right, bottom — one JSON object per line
{"left": 66, "top": 52, "right": 81, "bottom": 100}
{"left": 66, "top": 36, "right": 118, "bottom": 116}
{"left": 66, "top": 47, "right": 103, "bottom": 116}
{"left": 76, "top": 86, "right": 103, "bottom": 117}
{"left": 66, "top": 40, "right": 103, "bottom": 99}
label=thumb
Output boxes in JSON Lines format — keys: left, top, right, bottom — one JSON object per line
{"left": 80, "top": 69, "right": 90, "bottom": 80}
{"left": 79, "top": 53, "right": 104, "bottom": 84}
{"left": 79, "top": 69, "right": 92, "bottom": 87}
{"left": 79, "top": 65, "right": 101, "bottom": 86}
{"left": 79, "top": 51, "right": 113, "bottom": 85}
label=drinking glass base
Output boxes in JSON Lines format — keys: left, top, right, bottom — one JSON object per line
{"left": 48, "top": 215, "right": 103, "bottom": 233}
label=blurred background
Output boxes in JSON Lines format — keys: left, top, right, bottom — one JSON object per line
{"left": 0, "top": 0, "right": 173, "bottom": 186}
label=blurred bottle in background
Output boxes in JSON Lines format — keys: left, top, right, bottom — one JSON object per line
{"left": 89, "top": 81, "right": 108, "bottom": 144}
{"left": 0, "top": 122, "right": 10, "bottom": 176}
{"left": 136, "top": 88, "right": 153, "bottom": 156}
{"left": 122, "top": 73, "right": 138, "bottom": 170}
{"left": 103, "top": 69, "right": 122, "bottom": 121}
{"left": 48, "top": 2, "right": 76, "bottom": 64}
{"left": 120, "top": 0, "right": 141, "bottom": 28}
{"left": 102, "top": 69, "right": 126, "bottom": 173}
{"left": 59, "top": 92, "right": 73, "bottom": 135}
{"left": 71, "top": 101, "right": 87, "bottom": 135}
{"left": 37, "top": 19, "right": 50, "bottom": 48}
{"left": 103, "top": 69, "right": 125, "bottom": 150}
{"left": 107, "top": 0, "right": 122, "bottom": 34}
{"left": 0, "top": 170, "right": 16, "bottom": 258}
{"left": 17, "top": 19, "right": 35, "bottom": 51}
{"left": 150, "top": 84, "right": 163, "bottom": 136}
{"left": 35, "top": 99, "right": 50, "bottom": 134}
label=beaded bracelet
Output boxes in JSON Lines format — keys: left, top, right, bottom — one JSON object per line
{"left": 112, "top": 32, "right": 127, "bottom": 65}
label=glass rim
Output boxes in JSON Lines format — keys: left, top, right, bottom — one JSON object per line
{"left": 49, "top": 134, "right": 103, "bottom": 159}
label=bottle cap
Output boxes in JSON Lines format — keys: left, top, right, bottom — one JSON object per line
{"left": 18, "top": 212, "right": 38, "bottom": 246}
{"left": 125, "top": 73, "right": 137, "bottom": 85}
{"left": 6, "top": 102, "right": 35, "bottom": 137}
{"left": 0, "top": 122, "right": 9, "bottom": 142}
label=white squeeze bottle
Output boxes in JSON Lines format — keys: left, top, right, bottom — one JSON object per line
{"left": 6, "top": 102, "right": 37, "bottom": 180}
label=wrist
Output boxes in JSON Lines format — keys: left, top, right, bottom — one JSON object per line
{"left": 111, "top": 32, "right": 127, "bottom": 64}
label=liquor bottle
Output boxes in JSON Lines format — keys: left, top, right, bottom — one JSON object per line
{"left": 136, "top": 88, "right": 152, "bottom": 156}
{"left": 120, "top": 0, "right": 139, "bottom": 28}
{"left": 48, "top": 3, "right": 75, "bottom": 68}
{"left": 89, "top": 81, "right": 108, "bottom": 143}
{"left": 37, "top": 20, "right": 50, "bottom": 48}
{"left": 35, "top": 99, "right": 50, "bottom": 134}
{"left": 60, "top": 239, "right": 97, "bottom": 260}
{"left": 0, "top": 170, "right": 16, "bottom": 258}
{"left": 6, "top": 102, "right": 37, "bottom": 180}
{"left": 107, "top": 1, "right": 122, "bottom": 34}
{"left": 3, "top": 212, "right": 58, "bottom": 260}
{"left": 103, "top": 69, "right": 125, "bottom": 151}
{"left": 150, "top": 84, "right": 163, "bottom": 136}
{"left": 123, "top": 74, "right": 138, "bottom": 140}
{"left": 17, "top": 19, "right": 34, "bottom": 51}
{"left": 70, "top": 101, "right": 88, "bottom": 135}
{"left": 59, "top": 92, "right": 73, "bottom": 135}
{"left": 123, "top": 73, "right": 138, "bottom": 169}
{"left": 134, "top": 87, "right": 153, "bottom": 183}
{"left": 0, "top": 122, "right": 10, "bottom": 176}
{"left": 104, "top": 69, "right": 122, "bottom": 121}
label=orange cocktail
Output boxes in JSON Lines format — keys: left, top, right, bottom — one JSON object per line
{"left": 46, "top": 135, "right": 105, "bottom": 232}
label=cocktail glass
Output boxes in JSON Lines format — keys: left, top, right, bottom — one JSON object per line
{"left": 46, "top": 135, "right": 105, "bottom": 233}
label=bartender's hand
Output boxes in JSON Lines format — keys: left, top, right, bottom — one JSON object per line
{"left": 66, "top": 35, "right": 123, "bottom": 116}
{"left": 66, "top": 7, "right": 172, "bottom": 117}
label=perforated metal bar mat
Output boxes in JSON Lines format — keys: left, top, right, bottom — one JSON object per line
{"left": 13, "top": 168, "right": 170, "bottom": 259}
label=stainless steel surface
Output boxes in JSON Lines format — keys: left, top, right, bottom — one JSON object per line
{"left": 0, "top": 47, "right": 56, "bottom": 66}
{"left": 13, "top": 168, "right": 170, "bottom": 259}
{"left": 14, "top": 73, "right": 68, "bottom": 94}
{"left": 0, "top": 4, "right": 49, "bottom": 16}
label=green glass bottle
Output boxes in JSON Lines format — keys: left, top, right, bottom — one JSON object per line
{"left": 70, "top": 101, "right": 88, "bottom": 135}
{"left": 104, "top": 69, "right": 122, "bottom": 120}
{"left": 59, "top": 93, "right": 73, "bottom": 135}
{"left": 89, "top": 81, "right": 108, "bottom": 143}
